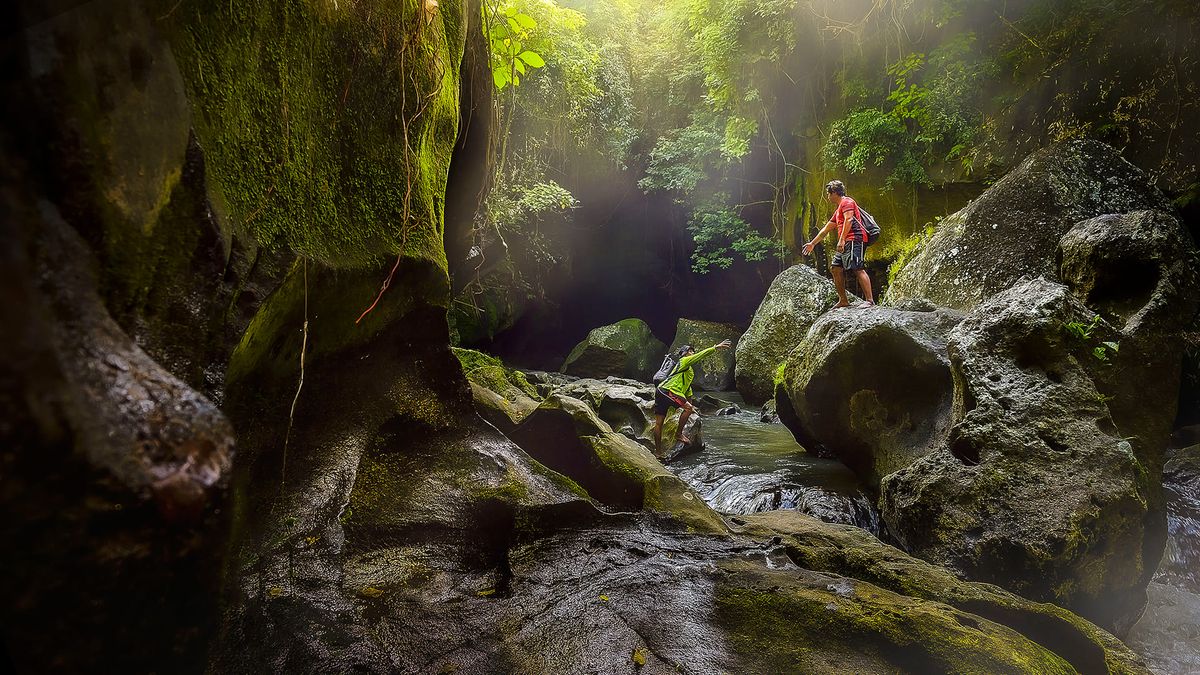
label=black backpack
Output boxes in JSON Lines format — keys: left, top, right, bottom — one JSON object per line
{"left": 858, "top": 207, "right": 882, "bottom": 245}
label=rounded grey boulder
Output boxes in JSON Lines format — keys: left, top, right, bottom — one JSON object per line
{"left": 735, "top": 265, "right": 838, "bottom": 405}
{"left": 560, "top": 318, "right": 666, "bottom": 381}
{"left": 775, "top": 306, "right": 964, "bottom": 487}
{"left": 889, "top": 139, "right": 1168, "bottom": 311}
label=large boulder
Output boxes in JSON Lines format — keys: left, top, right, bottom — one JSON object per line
{"left": 1058, "top": 209, "right": 1200, "bottom": 472}
{"left": 889, "top": 140, "right": 1168, "bottom": 311}
{"left": 775, "top": 306, "right": 964, "bottom": 486}
{"left": 668, "top": 319, "right": 743, "bottom": 391}
{"left": 454, "top": 348, "right": 540, "bottom": 433}
{"left": 735, "top": 265, "right": 838, "bottom": 405}
{"left": 507, "top": 393, "right": 724, "bottom": 533}
{"left": 1058, "top": 209, "right": 1200, "bottom": 336}
{"left": 560, "top": 318, "right": 666, "bottom": 381}
{"left": 550, "top": 379, "right": 704, "bottom": 461}
{"left": 881, "top": 279, "right": 1164, "bottom": 635}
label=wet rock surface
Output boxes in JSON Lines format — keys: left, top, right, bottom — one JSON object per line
{"left": 881, "top": 279, "right": 1162, "bottom": 635}
{"left": 561, "top": 318, "right": 667, "bottom": 381}
{"left": 889, "top": 140, "right": 1167, "bottom": 312}
{"left": 668, "top": 319, "right": 743, "bottom": 391}
{"left": 1, "top": 176, "right": 234, "bottom": 671}
{"left": 775, "top": 306, "right": 963, "bottom": 486}
{"left": 735, "top": 265, "right": 838, "bottom": 405}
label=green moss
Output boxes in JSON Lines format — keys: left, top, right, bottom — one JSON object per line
{"left": 163, "top": 0, "right": 465, "bottom": 270}
{"left": 453, "top": 348, "right": 540, "bottom": 399}
{"left": 715, "top": 567, "right": 1074, "bottom": 674}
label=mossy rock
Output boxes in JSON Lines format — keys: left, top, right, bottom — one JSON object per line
{"left": 737, "top": 511, "right": 1150, "bottom": 675}
{"left": 164, "top": 0, "right": 465, "bottom": 270}
{"left": 508, "top": 394, "right": 725, "bottom": 534}
{"left": 454, "top": 348, "right": 540, "bottom": 431}
{"left": 715, "top": 560, "right": 1077, "bottom": 674}
{"left": 735, "top": 265, "right": 838, "bottom": 405}
{"left": 668, "top": 319, "right": 742, "bottom": 391}
{"left": 560, "top": 318, "right": 666, "bottom": 382}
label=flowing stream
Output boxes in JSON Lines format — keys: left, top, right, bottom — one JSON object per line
{"left": 1127, "top": 451, "right": 1200, "bottom": 675}
{"left": 673, "top": 395, "right": 1199, "bottom": 674}
{"left": 668, "top": 392, "right": 881, "bottom": 535}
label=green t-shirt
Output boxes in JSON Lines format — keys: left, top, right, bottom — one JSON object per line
{"left": 659, "top": 345, "right": 717, "bottom": 398}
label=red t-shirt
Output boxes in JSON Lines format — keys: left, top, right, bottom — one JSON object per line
{"left": 832, "top": 196, "right": 866, "bottom": 243}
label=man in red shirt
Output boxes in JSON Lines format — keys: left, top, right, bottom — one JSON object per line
{"left": 802, "top": 180, "right": 874, "bottom": 308}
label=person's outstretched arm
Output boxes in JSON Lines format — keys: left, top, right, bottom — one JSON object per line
{"left": 678, "top": 340, "right": 732, "bottom": 369}
{"left": 803, "top": 220, "right": 837, "bottom": 255}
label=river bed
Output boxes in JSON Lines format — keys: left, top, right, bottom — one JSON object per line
{"left": 668, "top": 392, "right": 881, "bottom": 535}
{"left": 1127, "top": 448, "right": 1200, "bottom": 674}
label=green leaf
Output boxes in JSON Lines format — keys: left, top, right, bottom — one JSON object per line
{"left": 507, "top": 17, "right": 520, "bottom": 33}
{"left": 513, "top": 58, "right": 526, "bottom": 75}
{"left": 514, "top": 13, "right": 536, "bottom": 29}
{"left": 504, "top": 5, "right": 517, "bottom": 17}
{"left": 492, "top": 67, "right": 509, "bottom": 89}
{"left": 1102, "top": 341, "right": 1120, "bottom": 352}
{"left": 517, "top": 51, "right": 545, "bottom": 68}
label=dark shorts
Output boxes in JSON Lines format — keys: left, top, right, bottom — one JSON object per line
{"left": 654, "top": 388, "right": 688, "bottom": 415}
{"left": 831, "top": 240, "right": 866, "bottom": 271}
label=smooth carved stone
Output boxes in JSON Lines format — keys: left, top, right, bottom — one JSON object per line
{"left": 776, "top": 306, "right": 964, "bottom": 487}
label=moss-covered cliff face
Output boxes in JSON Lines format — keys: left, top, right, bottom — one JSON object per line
{"left": 166, "top": 0, "right": 463, "bottom": 269}
{"left": 2, "top": 0, "right": 472, "bottom": 670}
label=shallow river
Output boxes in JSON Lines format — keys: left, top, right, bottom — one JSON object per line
{"left": 1127, "top": 453, "right": 1200, "bottom": 675}
{"left": 668, "top": 392, "right": 881, "bottom": 535}
{"left": 676, "top": 394, "right": 1198, "bottom": 674}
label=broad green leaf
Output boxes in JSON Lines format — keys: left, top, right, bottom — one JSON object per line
{"left": 517, "top": 51, "right": 545, "bottom": 68}
{"left": 507, "top": 17, "right": 520, "bottom": 33}
{"left": 504, "top": 5, "right": 517, "bottom": 17}
{"left": 514, "top": 13, "right": 536, "bottom": 29}
{"left": 492, "top": 67, "right": 509, "bottom": 89}
{"left": 489, "top": 22, "right": 508, "bottom": 38}
{"left": 513, "top": 58, "right": 526, "bottom": 75}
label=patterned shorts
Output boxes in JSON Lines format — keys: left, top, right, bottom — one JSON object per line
{"left": 831, "top": 240, "right": 866, "bottom": 271}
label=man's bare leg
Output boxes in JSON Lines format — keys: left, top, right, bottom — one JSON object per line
{"left": 676, "top": 406, "right": 694, "bottom": 444}
{"left": 831, "top": 267, "right": 850, "bottom": 307}
{"left": 653, "top": 414, "right": 665, "bottom": 452}
{"left": 855, "top": 269, "right": 874, "bottom": 305}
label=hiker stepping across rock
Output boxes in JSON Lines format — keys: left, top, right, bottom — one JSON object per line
{"left": 652, "top": 340, "right": 732, "bottom": 453}
{"left": 803, "top": 180, "right": 878, "bottom": 309}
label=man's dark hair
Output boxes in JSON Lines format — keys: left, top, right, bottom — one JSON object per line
{"left": 825, "top": 180, "right": 846, "bottom": 197}
{"left": 676, "top": 345, "right": 694, "bottom": 357}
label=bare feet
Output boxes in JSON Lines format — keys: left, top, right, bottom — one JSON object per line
{"left": 676, "top": 435, "right": 692, "bottom": 445}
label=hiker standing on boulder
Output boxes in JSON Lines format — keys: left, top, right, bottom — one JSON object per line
{"left": 653, "top": 340, "right": 732, "bottom": 453}
{"left": 802, "top": 180, "right": 875, "bottom": 308}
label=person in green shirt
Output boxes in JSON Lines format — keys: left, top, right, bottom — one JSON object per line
{"left": 653, "top": 339, "right": 733, "bottom": 452}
